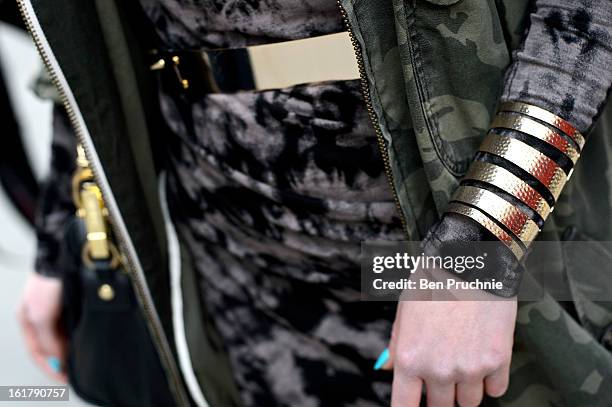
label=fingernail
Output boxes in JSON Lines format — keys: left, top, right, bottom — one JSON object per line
{"left": 47, "top": 356, "right": 61, "bottom": 373}
{"left": 374, "top": 348, "right": 389, "bottom": 370}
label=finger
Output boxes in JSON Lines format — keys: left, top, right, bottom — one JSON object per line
{"left": 34, "top": 323, "right": 68, "bottom": 383}
{"left": 386, "top": 324, "right": 397, "bottom": 370}
{"left": 425, "top": 381, "right": 455, "bottom": 407}
{"left": 374, "top": 348, "right": 391, "bottom": 371}
{"left": 456, "top": 380, "right": 484, "bottom": 407}
{"left": 384, "top": 303, "right": 404, "bottom": 371}
{"left": 484, "top": 363, "right": 510, "bottom": 398}
{"left": 391, "top": 373, "right": 422, "bottom": 407}
{"left": 19, "top": 309, "right": 54, "bottom": 377}
{"left": 18, "top": 307, "right": 67, "bottom": 383}
{"left": 19, "top": 308, "right": 45, "bottom": 363}
{"left": 35, "top": 321, "right": 66, "bottom": 361}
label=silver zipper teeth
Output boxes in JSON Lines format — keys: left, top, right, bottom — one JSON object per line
{"left": 337, "top": 1, "right": 409, "bottom": 236}
{"left": 15, "top": 1, "right": 188, "bottom": 405}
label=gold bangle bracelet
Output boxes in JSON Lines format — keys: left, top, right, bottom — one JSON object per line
{"left": 480, "top": 133, "right": 567, "bottom": 201}
{"left": 498, "top": 101, "right": 585, "bottom": 151}
{"left": 452, "top": 185, "right": 539, "bottom": 245}
{"left": 491, "top": 114, "right": 579, "bottom": 164}
{"left": 446, "top": 202, "right": 525, "bottom": 259}
{"left": 465, "top": 161, "right": 551, "bottom": 220}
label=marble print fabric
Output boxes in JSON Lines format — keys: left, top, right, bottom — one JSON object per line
{"left": 139, "top": 1, "right": 405, "bottom": 404}
{"left": 140, "top": 0, "right": 345, "bottom": 50}
{"left": 162, "top": 80, "right": 403, "bottom": 406}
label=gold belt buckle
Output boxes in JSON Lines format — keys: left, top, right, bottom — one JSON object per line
{"left": 149, "top": 32, "right": 360, "bottom": 92}
{"left": 150, "top": 55, "right": 190, "bottom": 90}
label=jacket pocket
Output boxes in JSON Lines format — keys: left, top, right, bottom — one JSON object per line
{"left": 404, "top": 0, "right": 513, "bottom": 176}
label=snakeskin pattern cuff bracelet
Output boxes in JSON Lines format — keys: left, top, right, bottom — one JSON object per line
{"left": 446, "top": 101, "right": 585, "bottom": 259}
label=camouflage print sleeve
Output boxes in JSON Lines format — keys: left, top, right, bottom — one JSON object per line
{"left": 34, "top": 105, "right": 77, "bottom": 277}
{"left": 426, "top": 0, "right": 612, "bottom": 297}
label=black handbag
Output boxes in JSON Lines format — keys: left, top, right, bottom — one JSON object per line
{"left": 61, "top": 145, "right": 175, "bottom": 406}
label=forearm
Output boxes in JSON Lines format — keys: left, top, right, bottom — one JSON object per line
{"left": 502, "top": 0, "right": 612, "bottom": 134}
{"left": 425, "top": 0, "right": 612, "bottom": 297}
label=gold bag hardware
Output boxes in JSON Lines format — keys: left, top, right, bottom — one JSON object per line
{"left": 71, "top": 145, "right": 120, "bottom": 271}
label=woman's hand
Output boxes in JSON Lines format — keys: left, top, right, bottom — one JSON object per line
{"left": 17, "top": 273, "right": 67, "bottom": 383}
{"left": 383, "top": 289, "right": 517, "bottom": 407}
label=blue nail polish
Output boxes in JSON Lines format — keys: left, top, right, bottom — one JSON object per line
{"left": 47, "top": 356, "right": 61, "bottom": 373}
{"left": 374, "top": 348, "right": 389, "bottom": 370}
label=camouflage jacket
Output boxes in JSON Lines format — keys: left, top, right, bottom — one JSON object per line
{"left": 339, "top": 0, "right": 612, "bottom": 405}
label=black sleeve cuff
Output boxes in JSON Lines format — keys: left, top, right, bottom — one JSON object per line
{"left": 422, "top": 212, "right": 523, "bottom": 297}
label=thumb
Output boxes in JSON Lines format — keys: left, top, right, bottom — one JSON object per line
{"left": 374, "top": 348, "right": 392, "bottom": 370}
{"left": 30, "top": 315, "right": 68, "bottom": 383}
{"left": 17, "top": 273, "right": 67, "bottom": 382}
{"left": 375, "top": 316, "right": 399, "bottom": 371}
{"left": 383, "top": 300, "right": 407, "bottom": 370}
{"left": 38, "top": 319, "right": 67, "bottom": 364}
{"left": 18, "top": 299, "right": 67, "bottom": 383}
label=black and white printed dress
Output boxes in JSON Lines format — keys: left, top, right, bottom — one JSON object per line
{"left": 149, "top": 1, "right": 403, "bottom": 406}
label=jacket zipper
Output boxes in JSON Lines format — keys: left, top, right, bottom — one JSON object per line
{"left": 16, "top": 1, "right": 189, "bottom": 405}
{"left": 337, "top": 1, "right": 410, "bottom": 237}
